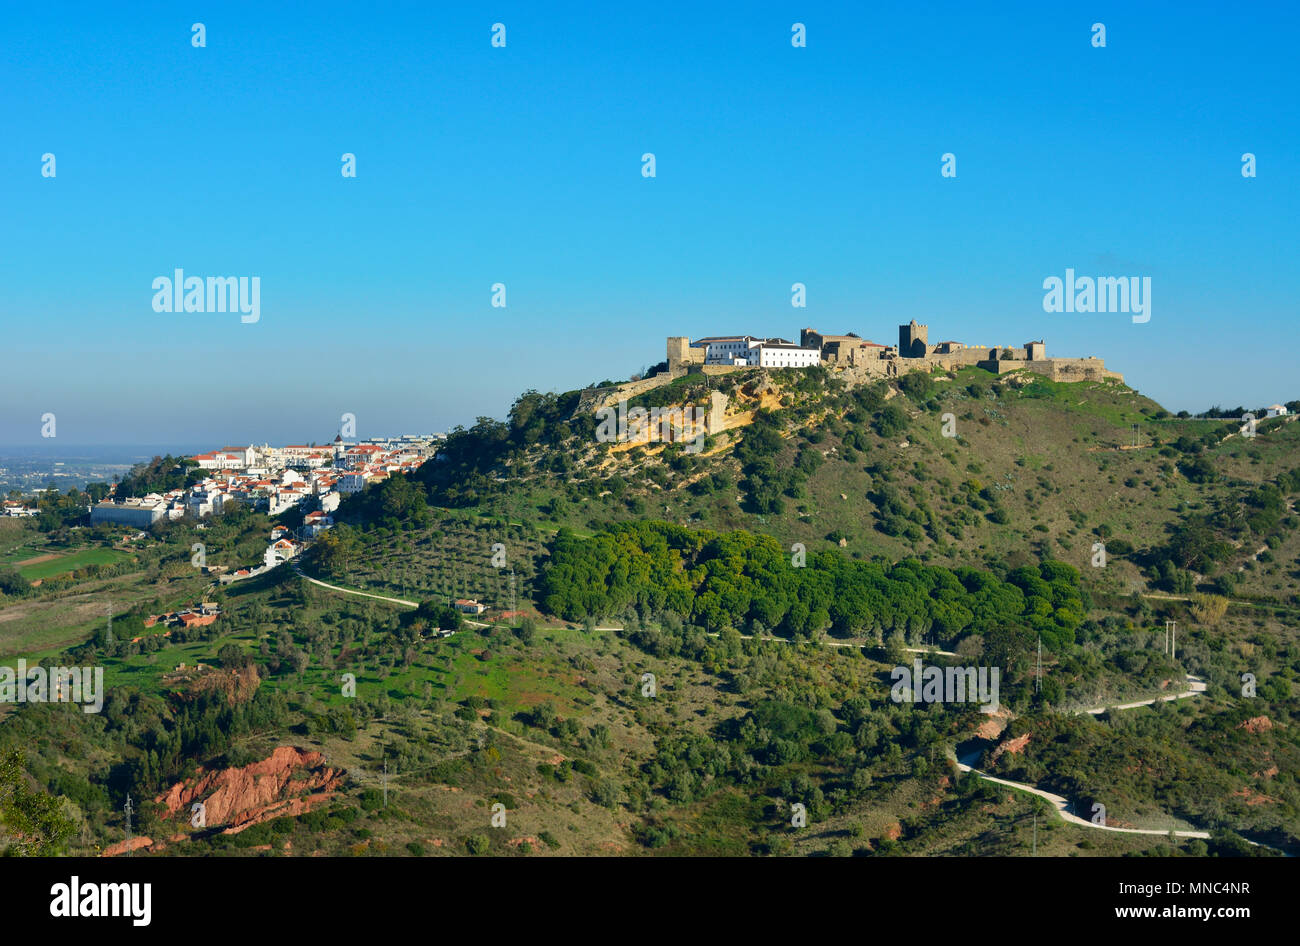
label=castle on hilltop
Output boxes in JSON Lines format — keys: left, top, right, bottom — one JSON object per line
{"left": 665, "top": 320, "right": 1121, "bottom": 384}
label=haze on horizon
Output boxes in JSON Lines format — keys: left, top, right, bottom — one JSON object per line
{"left": 2, "top": 2, "right": 1296, "bottom": 447}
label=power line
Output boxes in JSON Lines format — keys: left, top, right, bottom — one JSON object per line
{"left": 123, "top": 793, "right": 134, "bottom": 857}
{"left": 1036, "top": 635, "right": 1042, "bottom": 695}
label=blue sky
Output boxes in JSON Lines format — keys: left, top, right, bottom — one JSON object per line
{"left": 2, "top": 1, "right": 1296, "bottom": 446}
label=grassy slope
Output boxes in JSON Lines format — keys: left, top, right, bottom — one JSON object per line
{"left": 4, "top": 365, "right": 1297, "bottom": 856}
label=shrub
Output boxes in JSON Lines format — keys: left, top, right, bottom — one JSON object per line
{"left": 490, "top": 792, "right": 517, "bottom": 809}
{"left": 1190, "top": 593, "right": 1229, "bottom": 625}
{"left": 592, "top": 780, "right": 622, "bottom": 809}
{"left": 874, "top": 404, "right": 908, "bottom": 437}
{"left": 898, "top": 373, "right": 935, "bottom": 401}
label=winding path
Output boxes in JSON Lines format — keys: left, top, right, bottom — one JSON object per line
{"left": 289, "top": 563, "right": 621, "bottom": 631}
{"left": 958, "top": 674, "right": 1216, "bottom": 841}
{"left": 1076, "top": 675, "right": 1206, "bottom": 715}
{"left": 953, "top": 754, "right": 1210, "bottom": 839}
{"left": 710, "top": 631, "right": 957, "bottom": 656}
{"left": 290, "top": 565, "right": 1251, "bottom": 846}
{"left": 290, "top": 563, "right": 419, "bottom": 607}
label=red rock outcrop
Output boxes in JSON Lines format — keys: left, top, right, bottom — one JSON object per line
{"left": 1238, "top": 716, "right": 1273, "bottom": 734}
{"left": 154, "top": 745, "right": 345, "bottom": 834}
{"left": 974, "top": 706, "right": 1013, "bottom": 740}
{"left": 1232, "top": 786, "right": 1279, "bottom": 806}
{"left": 101, "top": 836, "right": 154, "bottom": 857}
{"left": 989, "top": 732, "right": 1031, "bottom": 766}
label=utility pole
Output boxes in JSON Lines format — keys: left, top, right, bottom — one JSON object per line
{"left": 1033, "top": 811, "right": 1037, "bottom": 856}
{"left": 1171, "top": 621, "right": 1177, "bottom": 661}
{"left": 1036, "top": 635, "right": 1042, "bottom": 695}
{"left": 124, "top": 794, "right": 134, "bottom": 856}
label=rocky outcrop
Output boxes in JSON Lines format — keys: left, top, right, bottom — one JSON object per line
{"left": 154, "top": 745, "right": 346, "bottom": 834}
{"left": 1231, "top": 786, "right": 1279, "bottom": 806}
{"left": 974, "top": 706, "right": 1013, "bottom": 740}
{"left": 989, "top": 732, "right": 1031, "bottom": 767}
{"left": 101, "top": 836, "right": 154, "bottom": 857}
{"left": 187, "top": 664, "right": 261, "bottom": 705}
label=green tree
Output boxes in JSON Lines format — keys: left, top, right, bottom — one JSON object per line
{"left": 592, "top": 780, "right": 622, "bottom": 809}
{"left": 0, "top": 749, "right": 75, "bottom": 855}
{"left": 874, "top": 404, "right": 908, "bottom": 437}
{"left": 314, "top": 524, "right": 359, "bottom": 576}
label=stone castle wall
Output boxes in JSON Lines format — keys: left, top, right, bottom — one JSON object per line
{"left": 1009, "top": 358, "right": 1123, "bottom": 384}
{"left": 667, "top": 336, "right": 706, "bottom": 373}
{"left": 651, "top": 332, "right": 1121, "bottom": 407}
{"left": 575, "top": 333, "right": 1120, "bottom": 425}
{"left": 577, "top": 373, "right": 678, "bottom": 413}
{"left": 690, "top": 364, "right": 749, "bottom": 377}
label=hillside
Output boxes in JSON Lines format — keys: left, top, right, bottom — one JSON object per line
{"left": 2, "top": 361, "right": 1298, "bottom": 857}
{"left": 395, "top": 365, "right": 1300, "bottom": 621}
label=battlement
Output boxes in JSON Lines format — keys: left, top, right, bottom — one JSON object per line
{"left": 666, "top": 323, "right": 1120, "bottom": 385}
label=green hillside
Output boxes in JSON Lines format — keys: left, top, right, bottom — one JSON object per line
{"left": 2, "top": 363, "right": 1297, "bottom": 857}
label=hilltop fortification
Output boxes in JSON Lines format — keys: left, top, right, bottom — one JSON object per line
{"left": 576, "top": 321, "right": 1120, "bottom": 420}
{"left": 666, "top": 321, "right": 1122, "bottom": 385}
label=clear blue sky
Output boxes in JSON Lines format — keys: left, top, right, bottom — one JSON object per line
{"left": 2, "top": 1, "right": 1296, "bottom": 446}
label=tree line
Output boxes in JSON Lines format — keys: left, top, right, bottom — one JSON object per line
{"left": 537, "top": 520, "right": 1084, "bottom": 649}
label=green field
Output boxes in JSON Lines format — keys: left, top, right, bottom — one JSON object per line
{"left": 18, "top": 547, "right": 128, "bottom": 581}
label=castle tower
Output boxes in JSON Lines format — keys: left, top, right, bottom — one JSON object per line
{"left": 899, "top": 320, "right": 929, "bottom": 358}
{"left": 667, "top": 336, "right": 691, "bottom": 373}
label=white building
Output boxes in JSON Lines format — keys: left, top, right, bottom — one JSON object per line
{"left": 745, "top": 341, "right": 821, "bottom": 368}
{"left": 91, "top": 499, "right": 166, "bottom": 528}
{"left": 338, "top": 473, "right": 370, "bottom": 494}
{"left": 193, "top": 446, "right": 255, "bottom": 470}
{"left": 692, "top": 335, "right": 821, "bottom": 369}
{"left": 267, "top": 489, "right": 309, "bottom": 516}
{"left": 263, "top": 538, "right": 300, "bottom": 568}
{"left": 1266, "top": 404, "right": 1289, "bottom": 418}
{"left": 303, "top": 512, "right": 334, "bottom": 537}
{"left": 694, "top": 336, "right": 760, "bottom": 365}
